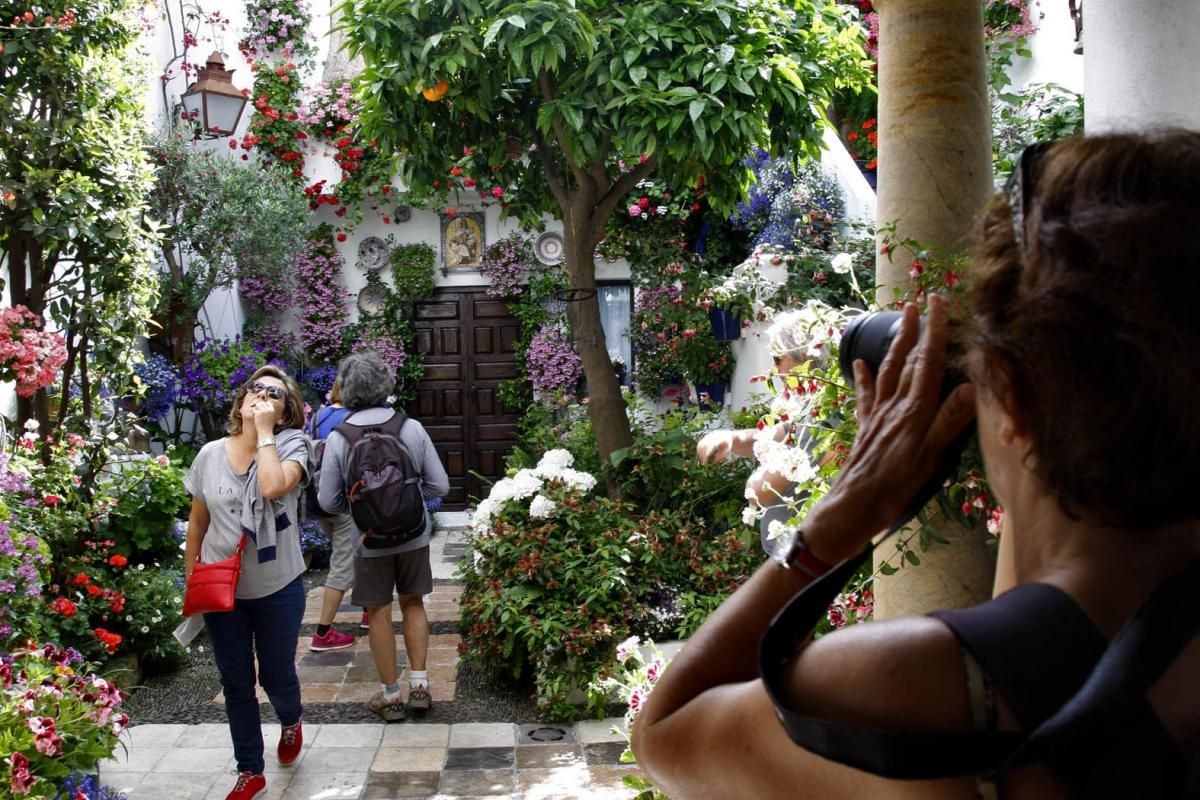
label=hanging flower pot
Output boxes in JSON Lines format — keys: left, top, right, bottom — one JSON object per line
{"left": 708, "top": 307, "right": 742, "bottom": 341}
{"left": 422, "top": 79, "right": 448, "bottom": 101}
{"left": 694, "top": 380, "right": 727, "bottom": 411}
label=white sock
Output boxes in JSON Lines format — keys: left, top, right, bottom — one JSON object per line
{"left": 382, "top": 682, "right": 402, "bottom": 701}
{"left": 409, "top": 670, "right": 428, "bottom": 690}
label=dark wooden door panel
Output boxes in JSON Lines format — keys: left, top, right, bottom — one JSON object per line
{"left": 408, "top": 289, "right": 523, "bottom": 510}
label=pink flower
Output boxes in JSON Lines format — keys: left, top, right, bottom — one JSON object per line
{"left": 490, "top": 186, "right": 505, "bottom": 198}
{"left": 908, "top": 260, "right": 923, "bottom": 279}
{"left": 628, "top": 205, "right": 641, "bottom": 218}
{"left": 155, "top": 454, "right": 170, "bottom": 466}
{"left": 628, "top": 686, "right": 648, "bottom": 713}
{"left": 646, "top": 657, "right": 665, "bottom": 684}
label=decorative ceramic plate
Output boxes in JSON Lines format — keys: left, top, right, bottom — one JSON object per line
{"left": 357, "top": 236, "right": 389, "bottom": 270}
{"left": 393, "top": 205, "right": 412, "bottom": 223}
{"left": 357, "top": 285, "right": 388, "bottom": 316}
{"left": 534, "top": 231, "right": 565, "bottom": 265}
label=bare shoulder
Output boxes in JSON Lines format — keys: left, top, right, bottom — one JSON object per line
{"left": 782, "top": 615, "right": 972, "bottom": 731}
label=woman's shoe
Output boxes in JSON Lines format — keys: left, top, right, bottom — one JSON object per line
{"left": 226, "top": 772, "right": 266, "bottom": 800}
{"left": 278, "top": 719, "right": 302, "bottom": 765}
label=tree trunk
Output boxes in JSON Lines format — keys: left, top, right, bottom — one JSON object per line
{"left": 560, "top": 207, "right": 633, "bottom": 480}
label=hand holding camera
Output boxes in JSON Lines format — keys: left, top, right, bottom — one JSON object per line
{"left": 805, "top": 296, "right": 976, "bottom": 564}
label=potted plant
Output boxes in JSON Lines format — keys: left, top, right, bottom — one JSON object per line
{"left": 701, "top": 251, "right": 787, "bottom": 337}
{"left": 678, "top": 330, "right": 734, "bottom": 409}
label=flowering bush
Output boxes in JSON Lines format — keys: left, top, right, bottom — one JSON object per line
{"left": 131, "top": 355, "right": 179, "bottom": 421}
{"left": 0, "top": 509, "right": 50, "bottom": 649}
{"left": 295, "top": 229, "right": 351, "bottom": 364}
{"left": 297, "top": 364, "right": 338, "bottom": 405}
{"left": 730, "top": 153, "right": 844, "bottom": 254}
{"left": 589, "top": 637, "right": 670, "bottom": 800}
{"left": 701, "top": 252, "right": 785, "bottom": 323}
{"left": 298, "top": 518, "right": 330, "bottom": 558}
{"left": 480, "top": 233, "right": 535, "bottom": 298}
{"left": 0, "top": 643, "right": 129, "bottom": 798}
{"left": 351, "top": 326, "right": 406, "bottom": 373}
{"left": 460, "top": 450, "right": 642, "bottom": 719}
{"left": 524, "top": 324, "right": 583, "bottom": 402}
{"left": 598, "top": 176, "right": 703, "bottom": 281}
{"left": 844, "top": 117, "right": 878, "bottom": 170}
{"left": 0, "top": 305, "right": 68, "bottom": 397}
{"left": 177, "top": 337, "right": 280, "bottom": 420}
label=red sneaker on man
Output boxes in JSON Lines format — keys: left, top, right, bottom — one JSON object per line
{"left": 310, "top": 628, "right": 355, "bottom": 651}
{"left": 226, "top": 772, "right": 266, "bottom": 800}
{"left": 278, "top": 720, "right": 302, "bottom": 765}
{"left": 360, "top": 610, "right": 370, "bottom": 630}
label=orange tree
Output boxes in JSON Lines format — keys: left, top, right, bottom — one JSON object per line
{"left": 340, "top": 0, "right": 872, "bottom": 471}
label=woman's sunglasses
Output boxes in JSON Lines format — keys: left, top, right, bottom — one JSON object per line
{"left": 1004, "top": 140, "right": 1052, "bottom": 258}
{"left": 248, "top": 381, "right": 286, "bottom": 401}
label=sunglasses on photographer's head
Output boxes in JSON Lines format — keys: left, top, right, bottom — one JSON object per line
{"left": 1004, "top": 141, "right": 1052, "bottom": 259}
{"left": 248, "top": 380, "right": 286, "bottom": 401}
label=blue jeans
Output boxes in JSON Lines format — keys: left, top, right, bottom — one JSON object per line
{"left": 204, "top": 576, "right": 305, "bottom": 774}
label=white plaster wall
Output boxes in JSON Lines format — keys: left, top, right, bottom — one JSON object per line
{"left": 1007, "top": 0, "right": 1084, "bottom": 94}
{"left": 1084, "top": 0, "right": 1200, "bottom": 132}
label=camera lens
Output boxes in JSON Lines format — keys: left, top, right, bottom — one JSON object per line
{"left": 839, "top": 311, "right": 915, "bottom": 387}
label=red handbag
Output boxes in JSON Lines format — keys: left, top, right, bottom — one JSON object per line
{"left": 183, "top": 534, "right": 247, "bottom": 617}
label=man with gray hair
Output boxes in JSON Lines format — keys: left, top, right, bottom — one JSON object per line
{"left": 318, "top": 351, "right": 449, "bottom": 721}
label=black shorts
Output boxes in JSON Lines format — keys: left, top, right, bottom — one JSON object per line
{"left": 350, "top": 547, "right": 433, "bottom": 608}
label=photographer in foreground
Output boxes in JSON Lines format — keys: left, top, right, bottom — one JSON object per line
{"left": 632, "top": 132, "right": 1199, "bottom": 798}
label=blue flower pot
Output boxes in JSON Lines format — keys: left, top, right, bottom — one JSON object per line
{"left": 694, "top": 381, "right": 727, "bottom": 410}
{"left": 708, "top": 307, "right": 742, "bottom": 341}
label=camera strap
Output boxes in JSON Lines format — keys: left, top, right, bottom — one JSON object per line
{"left": 759, "top": 540, "right": 1200, "bottom": 790}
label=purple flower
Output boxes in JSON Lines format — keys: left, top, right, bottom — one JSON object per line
{"left": 525, "top": 325, "right": 583, "bottom": 400}
{"left": 0, "top": 581, "right": 15, "bottom": 594}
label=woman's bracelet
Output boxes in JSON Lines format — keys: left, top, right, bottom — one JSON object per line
{"left": 256, "top": 437, "right": 276, "bottom": 450}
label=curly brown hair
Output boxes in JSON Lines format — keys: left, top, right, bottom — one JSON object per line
{"left": 225, "top": 365, "right": 306, "bottom": 436}
{"left": 964, "top": 130, "right": 1200, "bottom": 529}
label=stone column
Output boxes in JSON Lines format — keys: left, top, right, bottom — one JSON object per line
{"left": 1084, "top": 0, "right": 1200, "bottom": 132}
{"left": 870, "top": 0, "right": 995, "bottom": 617}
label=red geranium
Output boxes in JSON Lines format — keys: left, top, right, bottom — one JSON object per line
{"left": 51, "top": 598, "right": 77, "bottom": 618}
{"left": 108, "top": 554, "right": 127, "bottom": 567}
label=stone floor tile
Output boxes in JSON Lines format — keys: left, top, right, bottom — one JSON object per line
{"left": 515, "top": 765, "right": 595, "bottom": 800}
{"left": 299, "top": 650, "right": 356, "bottom": 668}
{"left": 279, "top": 770, "right": 367, "bottom": 800}
{"left": 448, "top": 723, "right": 515, "bottom": 749}
{"left": 517, "top": 723, "right": 576, "bottom": 746}
{"left": 334, "top": 682, "right": 379, "bottom": 703}
{"left": 296, "top": 745, "right": 377, "bottom": 773}
{"left": 299, "top": 683, "right": 340, "bottom": 703}
{"left": 574, "top": 718, "right": 627, "bottom": 745}
{"left": 155, "top": 746, "right": 235, "bottom": 773}
{"left": 360, "top": 771, "right": 440, "bottom": 799}
{"left": 587, "top": 763, "right": 648, "bottom": 790}
{"left": 312, "top": 723, "right": 384, "bottom": 749}
{"left": 296, "top": 665, "right": 350, "bottom": 683}
{"left": 125, "top": 723, "right": 189, "bottom": 749}
{"left": 346, "top": 664, "right": 383, "bottom": 682}
{"left": 381, "top": 723, "right": 450, "bottom": 748}
{"left": 126, "top": 771, "right": 217, "bottom": 800}
{"left": 175, "top": 723, "right": 233, "bottom": 747}
{"left": 435, "top": 768, "right": 515, "bottom": 796}
{"left": 102, "top": 745, "right": 169, "bottom": 772}
{"left": 515, "top": 743, "right": 585, "bottom": 770}
{"left": 95, "top": 771, "right": 143, "bottom": 795}
{"left": 583, "top": 741, "right": 629, "bottom": 766}
{"left": 444, "top": 747, "right": 514, "bottom": 771}
{"left": 371, "top": 745, "right": 446, "bottom": 772}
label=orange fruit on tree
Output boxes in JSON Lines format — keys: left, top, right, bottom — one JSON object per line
{"left": 422, "top": 80, "right": 448, "bottom": 101}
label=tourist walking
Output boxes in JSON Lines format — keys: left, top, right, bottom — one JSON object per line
{"left": 318, "top": 351, "right": 449, "bottom": 721}
{"left": 307, "top": 378, "right": 360, "bottom": 652}
{"left": 183, "top": 366, "right": 311, "bottom": 800}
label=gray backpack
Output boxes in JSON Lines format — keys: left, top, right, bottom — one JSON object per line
{"left": 334, "top": 413, "right": 426, "bottom": 547}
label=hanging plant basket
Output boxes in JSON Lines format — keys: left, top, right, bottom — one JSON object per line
{"left": 708, "top": 307, "right": 742, "bottom": 341}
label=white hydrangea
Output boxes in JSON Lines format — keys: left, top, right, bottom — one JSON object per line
{"left": 528, "top": 494, "right": 556, "bottom": 519}
{"left": 557, "top": 468, "right": 597, "bottom": 493}
{"left": 535, "top": 449, "right": 575, "bottom": 476}
{"left": 831, "top": 252, "right": 854, "bottom": 274}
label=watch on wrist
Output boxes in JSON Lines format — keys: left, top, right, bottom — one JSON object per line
{"left": 256, "top": 437, "right": 276, "bottom": 449}
{"left": 772, "top": 526, "right": 834, "bottom": 580}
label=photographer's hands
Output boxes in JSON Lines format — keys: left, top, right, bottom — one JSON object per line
{"left": 805, "top": 296, "right": 977, "bottom": 564}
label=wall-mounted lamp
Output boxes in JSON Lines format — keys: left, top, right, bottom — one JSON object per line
{"left": 180, "top": 52, "right": 248, "bottom": 138}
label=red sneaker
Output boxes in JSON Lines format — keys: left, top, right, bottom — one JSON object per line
{"left": 278, "top": 720, "right": 302, "bottom": 765}
{"left": 360, "top": 611, "right": 370, "bottom": 630}
{"left": 310, "top": 628, "right": 355, "bottom": 652}
{"left": 226, "top": 772, "right": 265, "bottom": 800}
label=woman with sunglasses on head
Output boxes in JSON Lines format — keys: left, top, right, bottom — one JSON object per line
{"left": 183, "top": 366, "right": 311, "bottom": 800}
{"left": 633, "top": 131, "right": 1200, "bottom": 798}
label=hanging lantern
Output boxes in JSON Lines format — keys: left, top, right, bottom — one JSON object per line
{"left": 180, "top": 52, "right": 249, "bottom": 138}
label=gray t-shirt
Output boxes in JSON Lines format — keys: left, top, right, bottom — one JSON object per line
{"left": 184, "top": 438, "right": 308, "bottom": 599}
{"left": 317, "top": 407, "right": 450, "bottom": 559}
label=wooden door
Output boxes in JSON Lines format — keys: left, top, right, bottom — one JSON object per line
{"left": 407, "top": 289, "right": 523, "bottom": 509}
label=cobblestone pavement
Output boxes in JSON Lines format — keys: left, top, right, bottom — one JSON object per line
{"left": 103, "top": 514, "right": 648, "bottom": 799}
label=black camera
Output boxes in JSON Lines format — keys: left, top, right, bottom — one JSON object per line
{"left": 836, "top": 310, "right": 973, "bottom": 531}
